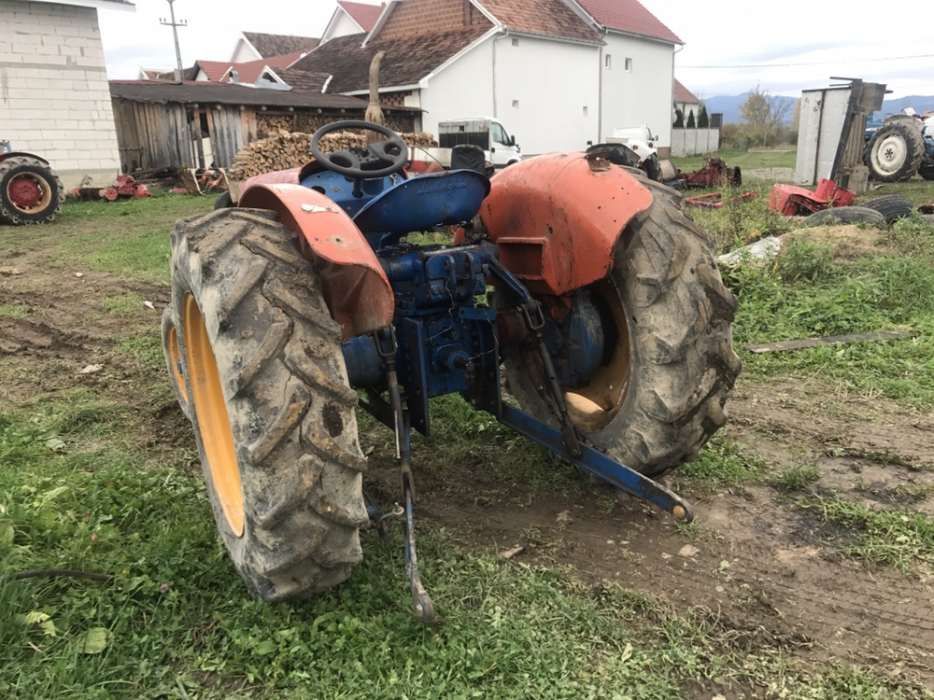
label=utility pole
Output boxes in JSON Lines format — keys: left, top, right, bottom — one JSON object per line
{"left": 160, "top": 0, "right": 188, "bottom": 83}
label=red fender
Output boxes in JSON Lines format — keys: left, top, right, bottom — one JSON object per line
{"left": 240, "top": 183, "right": 394, "bottom": 339}
{"left": 479, "top": 153, "right": 654, "bottom": 297}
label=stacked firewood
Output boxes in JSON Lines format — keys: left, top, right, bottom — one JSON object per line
{"left": 229, "top": 130, "right": 438, "bottom": 180}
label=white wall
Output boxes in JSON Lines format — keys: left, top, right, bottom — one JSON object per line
{"left": 600, "top": 32, "right": 674, "bottom": 148}
{"left": 419, "top": 38, "right": 495, "bottom": 141}
{"left": 670, "top": 128, "right": 720, "bottom": 157}
{"left": 322, "top": 11, "right": 363, "bottom": 43}
{"left": 492, "top": 34, "right": 599, "bottom": 154}
{"left": 423, "top": 34, "right": 600, "bottom": 155}
{"left": 0, "top": 0, "right": 121, "bottom": 187}
{"left": 231, "top": 37, "right": 259, "bottom": 63}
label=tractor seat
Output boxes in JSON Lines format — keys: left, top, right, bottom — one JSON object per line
{"left": 352, "top": 170, "right": 491, "bottom": 237}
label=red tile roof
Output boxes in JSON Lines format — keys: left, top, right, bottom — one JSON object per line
{"left": 673, "top": 78, "right": 699, "bottom": 104}
{"left": 576, "top": 0, "right": 682, "bottom": 44}
{"left": 338, "top": 1, "right": 384, "bottom": 32}
{"left": 480, "top": 0, "right": 601, "bottom": 42}
{"left": 195, "top": 52, "right": 305, "bottom": 84}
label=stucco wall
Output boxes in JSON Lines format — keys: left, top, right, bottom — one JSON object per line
{"left": 421, "top": 34, "right": 600, "bottom": 155}
{"left": 0, "top": 0, "right": 120, "bottom": 187}
{"left": 323, "top": 11, "right": 364, "bottom": 43}
{"left": 600, "top": 32, "right": 674, "bottom": 148}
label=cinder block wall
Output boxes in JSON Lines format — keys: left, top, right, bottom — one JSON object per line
{"left": 0, "top": 0, "right": 120, "bottom": 187}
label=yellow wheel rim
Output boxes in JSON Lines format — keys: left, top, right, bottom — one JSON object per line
{"left": 166, "top": 323, "right": 189, "bottom": 405}
{"left": 183, "top": 295, "right": 245, "bottom": 537}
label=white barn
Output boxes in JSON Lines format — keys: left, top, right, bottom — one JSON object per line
{"left": 295, "top": 0, "right": 682, "bottom": 156}
{"left": 0, "top": 0, "right": 131, "bottom": 187}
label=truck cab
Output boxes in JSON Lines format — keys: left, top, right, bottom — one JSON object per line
{"left": 439, "top": 118, "right": 521, "bottom": 169}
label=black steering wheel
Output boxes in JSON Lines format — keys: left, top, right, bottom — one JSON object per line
{"left": 309, "top": 120, "right": 408, "bottom": 179}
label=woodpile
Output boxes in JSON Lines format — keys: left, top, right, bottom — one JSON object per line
{"left": 229, "top": 130, "right": 438, "bottom": 180}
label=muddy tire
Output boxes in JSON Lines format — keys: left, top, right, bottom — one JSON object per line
{"left": 867, "top": 122, "right": 924, "bottom": 182}
{"left": 803, "top": 206, "right": 886, "bottom": 228}
{"left": 920, "top": 164, "right": 934, "bottom": 182}
{"left": 169, "top": 208, "right": 368, "bottom": 601}
{"left": 0, "top": 156, "right": 65, "bottom": 225}
{"left": 861, "top": 195, "right": 914, "bottom": 224}
{"left": 504, "top": 179, "right": 741, "bottom": 477}
{"left": 161, "top": 307, "right": 191, "bottom": 420}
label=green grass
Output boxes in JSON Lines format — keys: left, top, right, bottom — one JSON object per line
{"left": 672, "top": 148, "right": 796, "bottom": 174}
{"left": 102, "top": 293, "right": 145, "bottom": 316}
{"left": 0, "top": 303, "right": 29, "bottom": 319}
{"left": 771, "top": 465, "right": 821, "bottom": 492}
{"left": 0, "top": 194, "right": 213, "bottom": 284}
{"left": 726, "top": 216, "right": 934, "bottom": 408}
{"left": 1, "top": 397, "right": 924, "bottom": 699}
{"left": 676, "top": 437, "right": 763, "bottom": 490}
{"left": 797, "top": 497, "right": 934, "bottom": 572}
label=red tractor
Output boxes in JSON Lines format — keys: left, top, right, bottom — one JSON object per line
{"left": 0, "top": 141, "right": 65, "bottom": 225}
{"left": 161, "top": 122, "right": 740, "bottom": 621}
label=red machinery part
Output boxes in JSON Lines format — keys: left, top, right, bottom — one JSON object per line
{"left": 8, "top": 173, "right": 43, "bottom": 210}
{"left": 480, "top": 153, "right": 653, "bottom": 297}
{"left": 769, "top": 179, "right": 855, "bottom": 216}
{"left": 239, "top": 183, "right": 395, "bottom": 338}
{"left": 685, "top": 191, "right": 758, "bottom": 209}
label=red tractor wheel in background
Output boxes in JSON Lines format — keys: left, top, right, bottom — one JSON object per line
{"left": 0, "top": 155, "right": 64, "bottom": 225}
{"left": 503, "top": 177, "right": 742, "bottom": 478}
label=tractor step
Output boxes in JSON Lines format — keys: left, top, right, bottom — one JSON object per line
{"left": 498, "top": 405, "right": 693, "bottom": 522}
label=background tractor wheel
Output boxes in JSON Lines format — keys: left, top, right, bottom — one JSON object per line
{"left": 867, "top": 122, "right": 924, "bottom": 182}
{"left": 0, "top": 156, "right": 64, "bottom": 225}
{"left": 169, "top": 208, "right": 368, "bottom": 601}
{"left": 920, "top": 164, "right": 934, "bottom": 182}
{"left": 503, "top": 179, "right": 741, "bottom": 478}
{"left": 861, "top": 195, "right": 914, "bottom": 225}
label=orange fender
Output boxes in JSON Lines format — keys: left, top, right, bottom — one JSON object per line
{"left": 240, "top": 183, "right": 394, "bottom": 338}
{"left": 480, "top": 153, "right": 654, "bottom": 297}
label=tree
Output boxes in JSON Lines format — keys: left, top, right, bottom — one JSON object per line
{"left": 697, "top": 105, "right": 709, "bottom": 128}
{"left": 673, "top": 108, "right": 684, "bottom": 128}
{"left": 686, "top": 110, "right": 696, "bottom": 128}
{"left": 741, "top": 85, "right": 792, "bottom": 146}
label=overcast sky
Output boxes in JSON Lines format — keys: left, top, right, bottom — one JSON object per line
{"left": 101, "top": 0, "right": 934, "bottom": 99}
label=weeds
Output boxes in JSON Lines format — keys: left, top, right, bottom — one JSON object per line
{"left": 771, "top": 465, "right": 821, "bottom": 492}
{"left": 677, "top": 437, "right": 762, "bottom": 489}
{"left": 798, "top": 497, "right": 934, "bottom": 571}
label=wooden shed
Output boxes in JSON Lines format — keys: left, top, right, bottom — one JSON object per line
{"left": 109, "top": 81, "right": 420, "bottom": 172}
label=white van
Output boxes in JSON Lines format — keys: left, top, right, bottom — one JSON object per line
{"left": 438, "top": 118, "right": 522, "bottom": 169}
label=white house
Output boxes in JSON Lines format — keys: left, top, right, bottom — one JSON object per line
{"left": 0, "top": 0, "right": 132, "bottom": 187}
{"left": 674, "top": 78, "right": 701, "bottom": 124}
{"left": 230, "top": 32, "right": 320, "bottom": 64}
{"left": 291, "top": 0, "right": 682, "bottom": 155}
{"left": 321, "top": 1, "right": 383, "bottom": 44}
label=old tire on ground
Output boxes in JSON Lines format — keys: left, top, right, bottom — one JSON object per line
{"left": 503, "top": 178, "right": 742, "bottom": 478}
{"left": 867, "top": 122, "right": 924, "bottom": 182}
{"left": 861, "top": 195, "right": 914, "bottom": 224}
{"left": 213, "top": 191, "right": 233, "bottom": 210}
{"left": 168, "top": 207, "right": 368, "bottom": 601}
{"left": 0, "top": 156, "right": 65, "bottom": 225}
{"left": 920, "top": 164, "right": 934, "bottom": 181}
{"left": 803, "top": 206, "right": 886, "bottom": 228}
{"left": 161, "top": 307, "right": 191, "bottom": 420}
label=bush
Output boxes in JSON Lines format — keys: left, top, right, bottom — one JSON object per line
{"left": 776, "top": 239, "right": 837, "bottom": 283}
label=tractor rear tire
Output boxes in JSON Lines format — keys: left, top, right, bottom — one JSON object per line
{"left": 168, "top": 208, "right": 368, "bottom": 601}
{"left": 920, "top": 164, "right": 934, "bottom": 182}
{"left": 861, "top": 195, "right": 914, "bottom": 224}
{"left": 867, "top": 122, "right": 924, "bottom": 182}
{"left": 503, "top": 178, "right": 741, "bottom": 478}
{"left": 0, "top": 156, "right": 64, "bottom": 225}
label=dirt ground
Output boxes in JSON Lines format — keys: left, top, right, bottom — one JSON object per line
{"left": 2, "top": 219, "right": 933, "bottom": 694}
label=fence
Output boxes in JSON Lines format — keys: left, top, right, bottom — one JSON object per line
{"left": 670, "top": 128, "right": 721, "bottom": 157}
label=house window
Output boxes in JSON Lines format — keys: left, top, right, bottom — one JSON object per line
{"left": 512, "top": 99, "right": 520, "bottom": 108}
{"left": 605, "top": 54, "right": 612, "bottom": 69}
{"left": 625, "top": 58, "right": 633, "bottom": 72}
{"left": 512, "top": 37, "right": 519, "bottom": 47}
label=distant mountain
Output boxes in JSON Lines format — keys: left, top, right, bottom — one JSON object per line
{"left": 703, "top": 92, "right": 934, "bottom": 124}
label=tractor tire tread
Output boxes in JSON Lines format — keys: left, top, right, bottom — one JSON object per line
{"left": 0, "top": 156, "right": 65, "bottom": 226}
{"left": 168, "top": 207, "right": 366, "bottom": 602}
{"left": 505, "top": 173, "right": 740, "bottom": 477}
{"left": 861, "top": 195, "right": 914, "bottom": 224}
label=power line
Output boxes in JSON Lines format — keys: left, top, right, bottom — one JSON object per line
{"left": 683, "top": 53, "right": 934, "bottom": 70}
{"left": 160, "top": 0, "right": 188, "bottom": 83}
